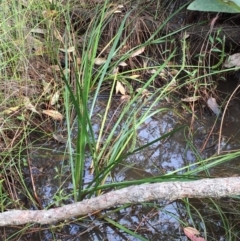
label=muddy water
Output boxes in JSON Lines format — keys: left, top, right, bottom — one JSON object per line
{"left": 4, "top": 79, "right": 240, "bottom": 240}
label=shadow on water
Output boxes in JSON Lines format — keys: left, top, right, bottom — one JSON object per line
{"left": 2, "top": 80, "right": 240, "bottom": 240}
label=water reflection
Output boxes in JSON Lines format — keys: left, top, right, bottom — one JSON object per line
{"left": 4, "top": 83, "right": 240, "bottom": 240}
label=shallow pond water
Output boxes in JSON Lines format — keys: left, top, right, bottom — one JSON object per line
{"left": 2, "top": 79, "right": 240, "bottom": 240}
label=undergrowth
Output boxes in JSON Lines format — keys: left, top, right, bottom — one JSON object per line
{"left": 0, "top": 0, "right": 240, "bottom": 240}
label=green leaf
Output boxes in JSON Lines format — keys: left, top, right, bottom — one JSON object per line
{"left": 230, "top": 0, "right": 240, "bottom": 6}
{"left": 187, "top": 0, "right": 240, "bottom": 13}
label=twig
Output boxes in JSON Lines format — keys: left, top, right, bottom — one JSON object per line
{"left": 218, "top": 84, "right": 240, "bottom": 154}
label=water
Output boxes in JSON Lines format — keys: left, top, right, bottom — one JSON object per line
{"left": 3, "top": 79, "right": 240, "bottom": 240}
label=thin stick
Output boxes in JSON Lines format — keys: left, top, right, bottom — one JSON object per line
{"left": 218, "top": 84, "right": 240, "bottom": 154}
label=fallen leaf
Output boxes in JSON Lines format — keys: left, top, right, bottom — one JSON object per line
{"left": 53, "top": 133, "right": 66, "bottom": 143}
{"left": 166, "top": 79, "right": 177, "bottom": 90}
{"left": 54, "top": 28, "right": 64, "bottom": 43}
{"left": 182, "top": 31, "right": 190, "bottom": 40}
{"left": 184, "top": 227, "right": 200, "bottom": 236}
{"left": 118, "top": 61, "right": 128, "bottom": 66}
{"left": 42, "top": 10, "right": 58, "bottom": 18}
{"left": 129, "top": 75, "right": 140, "bottom": 79}
{"left": 120, "top": 95, "right": 131, "bottom": 103}
{"left": 224, "top": 53, "right": 240, "bottom": 68}
{"left": 159, "top": 69, "right": 168, "bottom": 80}
{"left": 59, "top": 46, "right": 75, "bottom": 53}
{"left": 136, "top": 88, "right": 149, "bottom": 95}
{"left": 112, "top": 67, "right": 119, "bottom": 75}
{"left": 130, "top": 47, "right": 145, "bottom": 58}
{"left": 26, "top": 35, "right": 44, "bottom": 55}
{"left": 184, "top": 227, "right": 206, "bottom": 241}
{"left": 50, "top": 91, "right": 60, "bottom": 105}
{"left": 207, "top": 97, "right": 221, "bottom": 115}
{"left": 42, "top": 79, "right": 52, "bottom": 95}
{"left": 42, "top": 110, "right": 63, "bottom": 120}
{"left": 23, "top": 97, "right": 40, "bottom": 115}
{"left": 170, "top": 69, "right": 179, "bottom": 76}
{"left": 181, "top": 96, "right": 200, "bottom": 102}
{"left": 136, "top": 88, "right": 150, "bottom": 100}
{"left": 94, "top": 57, "right": 107, "bottom": 65}
{"left": 116, "top": 81, "right": 126, "bottom": 95}
{"left": 30, "top": 28, "right": 46, "bottom": 34}
{"left": 49, "top": 65, "right": 61, "bottom": 71}
{"left": 148, "top": 69, "right": 157, "bottom": 74}
{"left": 3, "top": 106, "right": 20, "bottom": 115}
{"left": 114, "top": 5, "right": 124, "bottom": 13}
{"left": 63, "top": 68, "right": 70, "bottom": 75}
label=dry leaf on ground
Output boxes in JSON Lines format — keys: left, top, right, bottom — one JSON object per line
{"left": 118, "top": 61, "right": 128, "bottom": 66}
{"left": 23, "top": 97, "right": 40, "bottom": 115}
{"left": 42, "top": 79, "right": 52, "bottom": 95}
{"left": 42, "top": 110, "right": 63, "bottom": 120}
{"left": 184, "top": 227, "right": 206, "bottom": 241}
{"left": 42, "top": 10, "right": 58, "bottom": 18}
{"left": 181, "top": 96, "right": 200, "bottom": 102}
{"left": 49, "top": 65, "right": 61, "bottom": 71}
{"left": 3, "top": 106, "right": 20, "bottom": 115}
{"left": 131, "top": 47, "right": 145, "bottom": 58}
{"left": 129, "top": 75, "right": 140, "bottom": 79}
{"left": 112, "top": 67, "right": 119, "bottom": 75}
{"left": 114, "top": 4, "right": 124, "bottom": 13}
{"left": 120, "top": 95, "right": 131, "bottom": 103}
{"left": 136, "top": 88, "right": 149, "bottom": 95}
{"left": 54, "top": 28, "right": 64, "bottom": 43}
{"left": 116, "top": 81, "right": 126, "bottom": 95}
{"left": 30, "top": 28, "right": 46, "bottom": 34}
{"left": 50, "top": 91, "right": 60, "bottom": 105}
{"left": 53, "top": 133, "right": 67, "bottom": 143}
{"left": 26, "top": 35, "right": 44, "bottom": 56}
{"left": 94, "top": 57, "right": 107, "bottom": 65}
{"left": 63, "top": 68, "right": 70, "bottom": 75}
{"left": 223, "top": 53, "right": 240, "bottom": 68}
{"left": 59, "top": 46, "right": 75, "bottom": 53}
{"left": 207, "top": 97, "right": 221, "bottom": 115}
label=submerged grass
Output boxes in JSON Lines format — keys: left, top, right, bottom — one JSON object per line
{"left": 0, "top": 0, "right": 240, "bottom": 240}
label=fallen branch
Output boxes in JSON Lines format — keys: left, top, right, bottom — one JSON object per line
{"left": 1, "top": 177, "right": 240, "bottom": 226}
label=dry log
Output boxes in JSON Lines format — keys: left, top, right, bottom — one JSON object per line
{"left": 0, "top": 177, "right": 240, "bottom": 226}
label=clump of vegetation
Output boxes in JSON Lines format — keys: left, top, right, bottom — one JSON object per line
{"left": 1, "top": 0, "right": 240, "bottom": 240}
